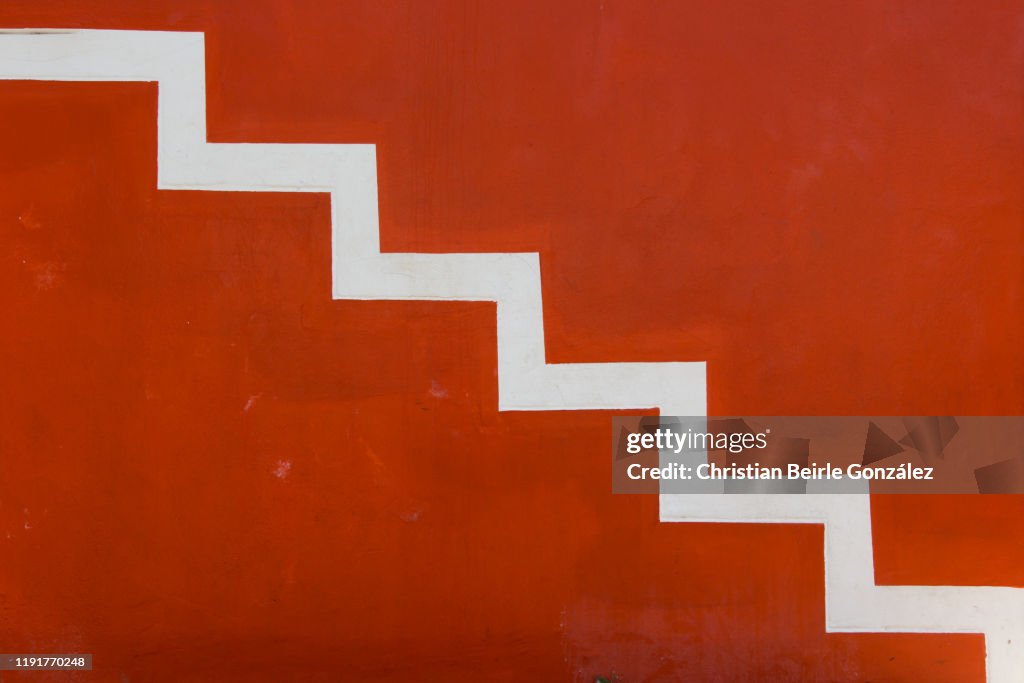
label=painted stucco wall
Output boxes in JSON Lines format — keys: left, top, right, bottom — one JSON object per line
{"left": 0, "top": 3, "right": 1021, "bottom": 681}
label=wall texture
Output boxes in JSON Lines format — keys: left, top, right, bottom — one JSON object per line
{"left": 0, "top": 2, "right": 1022, "bottom": 681}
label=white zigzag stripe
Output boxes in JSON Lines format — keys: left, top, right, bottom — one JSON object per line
{"left": 0, "top": 28, "right": 1020, "bottom": 681}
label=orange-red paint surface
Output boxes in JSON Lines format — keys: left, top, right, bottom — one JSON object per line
{"left": 0, "top": 1, "right": 1021, "bottom": 680}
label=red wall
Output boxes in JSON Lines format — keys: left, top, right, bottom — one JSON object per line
{"left": 1, "top": 2, "right": 1021, "bottom": 680}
